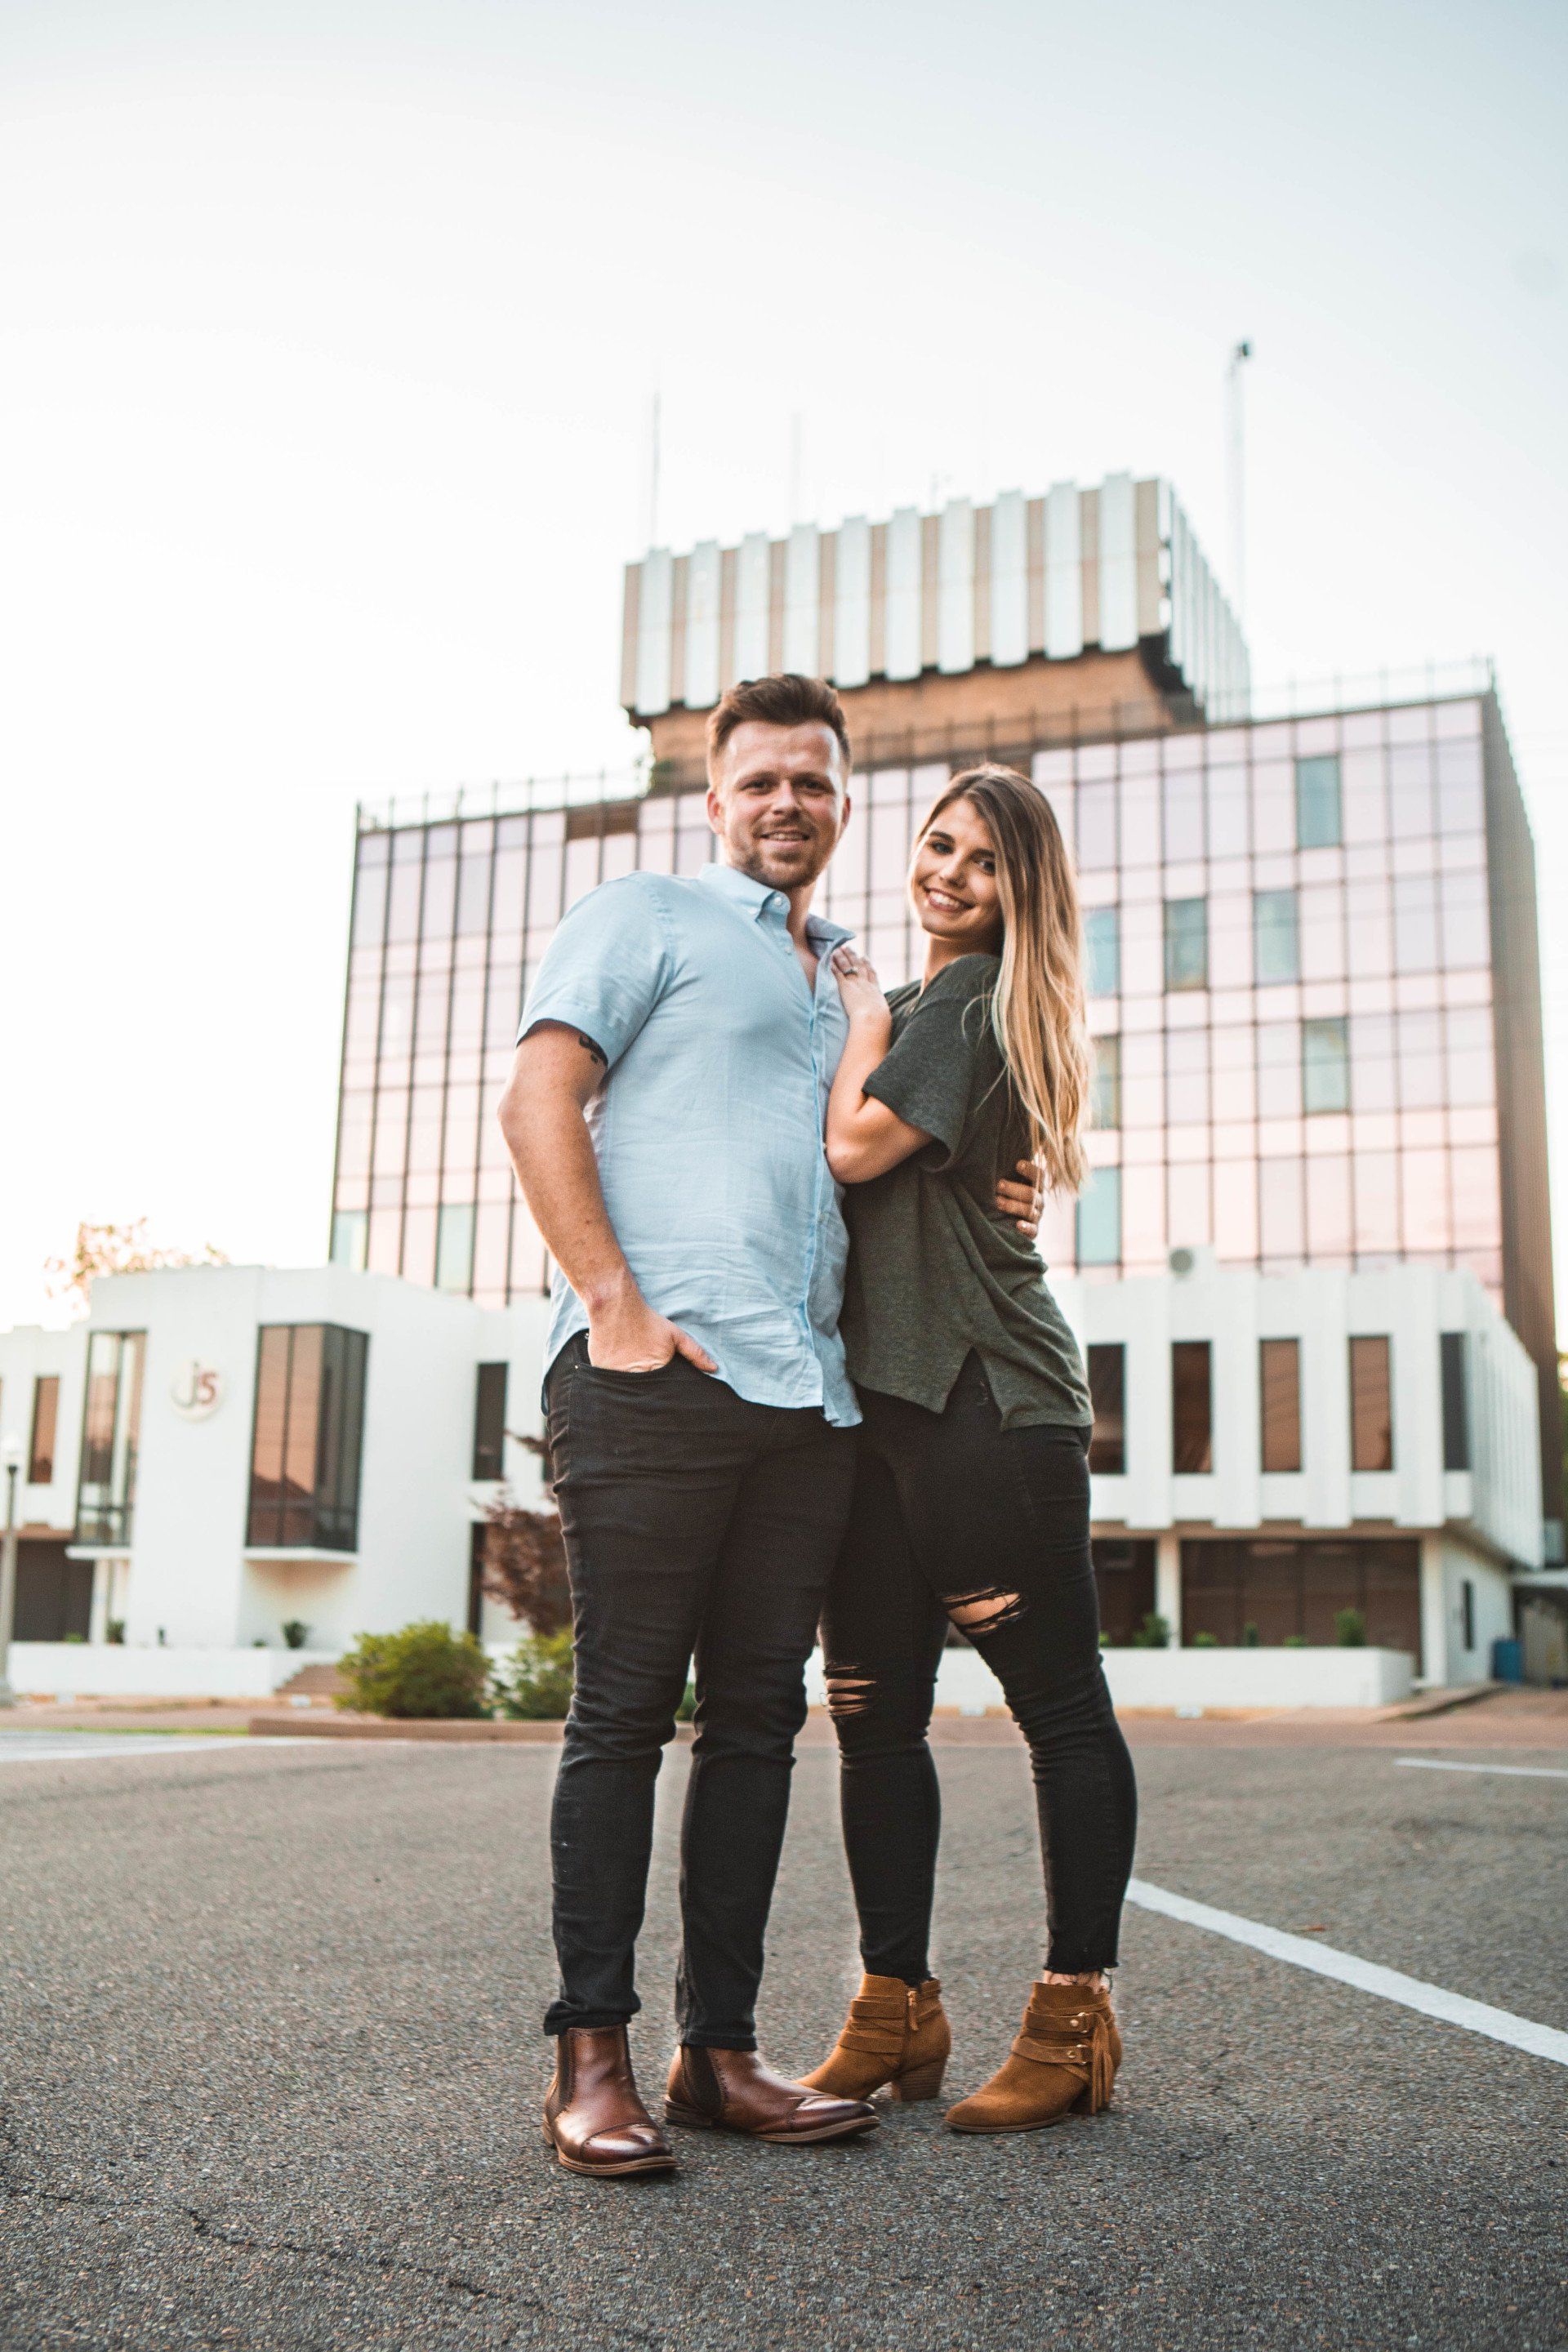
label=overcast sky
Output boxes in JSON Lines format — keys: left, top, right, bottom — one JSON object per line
{"left": 2, "top": 0, "right": 1565, "bottom": 1335}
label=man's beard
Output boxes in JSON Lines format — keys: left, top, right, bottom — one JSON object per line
{"left": 731, "top": 830, "right": 824, "bottom": 886}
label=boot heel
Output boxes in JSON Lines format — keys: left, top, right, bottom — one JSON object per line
{"left": 888, "top": 2058, "right": 947, "bottom": 2103}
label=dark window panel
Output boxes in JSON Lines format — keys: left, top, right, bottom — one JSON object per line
{"left": 29, "top": 1375, "right": 60, "bottom": 1486}
{"left": 1076, "top": 1165, "right": 1121, "bottom": 1267}
{"left": 1085, "top": 906, "right": 1120, "bottom": 996}
{"left": 1441, "top": 1332, "right": 1471, "bottom": 1472}
{"left": 1350, "top": 1335, "right": 1394, "bottom": 1471}
{"left": 1090, "top": 1539, "right": 1156, "bottom": 1645}
{"left": 473, "top": 1362, "right": 509, "bottom": 1481}
{"left": 247, "top": 1327, "right": 292, "bottom": 1544}
{"left": 247, "top": 1326, "right": 368, "bottom": 1553}
{"left": 74, "top": 1332, "right": 145, "bottom": 1547}
{"left": 1164, "top": 898, "right": 1208, "bottom": 991}
{"left": 1172, "top": 1340, "right": 1213, "bottom": 1473}
{"left": 1254, "top": 889, "right": 1299, "bottom": 985}
{"left": 336, "top": 1332, "right": 368, "bottom": 1551}
{"left": 283, "top": 1325, "right": 323, "bottom": 1521}
{"left": 1295, "top": 754, "right": 1343, "bottom": 848}
{"left": 1259, "top": 1339, "right": 1302, "bottom": 1472}
{"left": 1090, "top": 1036, "right": 1121, "bottom": 1129}
{"left": 1303, "top": 1016, "right": 1350, "bottom": 1114}
{"left": 1181, "top": 1537, "right": 1419, "bottom": 1650}
{"left": 1086, "top": 1344, "right": 1125, "bottom": 1474}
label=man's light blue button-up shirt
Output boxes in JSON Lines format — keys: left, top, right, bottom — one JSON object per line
{"left": 519, "top": 861, "right": 860, "bottom": 1428}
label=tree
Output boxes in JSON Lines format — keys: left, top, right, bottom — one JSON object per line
{"left": 45, "top": 1220, "right": 229, "bottom": 1313}
{"left": 479, "top": 1483, "right": 572, "bottom": 1636}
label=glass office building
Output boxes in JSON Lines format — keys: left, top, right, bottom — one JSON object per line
{"left": 329, "top": 481, "right": 1557, "bottom": 1510}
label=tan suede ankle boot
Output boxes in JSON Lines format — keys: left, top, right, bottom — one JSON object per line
{"left": 802, "top": 1974, "right": 951, "bottom": 2102}
{"left": 944, "top": 1980, "right": 1120, "bottom": 2134}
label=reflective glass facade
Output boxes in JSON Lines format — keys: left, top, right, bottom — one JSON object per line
{"left": 330, "top": 689, "right": 1555, "bottom": 1492}
{"left": 74, "top": 1331, "right": 145, "bottom": 1547}
{"left": 247, "top": 1324, "right": 368, "bottom": 1552}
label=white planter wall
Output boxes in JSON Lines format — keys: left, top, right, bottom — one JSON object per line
{"left": 808, "top": 1644, "right": 1415, "bottom": 1715}
{"left": 5, "top": 1646, "right": 342, "bottom": 1699}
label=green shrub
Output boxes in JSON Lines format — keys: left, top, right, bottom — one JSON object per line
{"left": 1130, "top": 1612, "right": 1171, "bottom": 1650}
{"left": 1334, "top": 1607, "right": 1367, "bottom": 1648}
{"left": 1192, "top": 1631, "right": 1220, "bottom": 1648}
{"left": 676, "top": 1680, "right": 697, "bottom": 1722}
{"left": 1241, "top": 1620, "right": 1261, "bottom": 1648}
{"left": 281, "top": 1619, "right": 310, "bottom": 1650}
{"left": 336, "top": 1620, "right": 492, "bottom": 1719}
{"left": 492, "top": 1630, "right": 575, "bottom": 1721}
{"left": 106, "top": 1619, "right": 126, "bottom": 1645}
{"left": 1283, "top": 1633, "right": 1308, "bottom": 1647}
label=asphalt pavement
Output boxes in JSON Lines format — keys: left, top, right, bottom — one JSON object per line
{"left": 1, "top": 1715, "right": 1565, "bottom": 2351}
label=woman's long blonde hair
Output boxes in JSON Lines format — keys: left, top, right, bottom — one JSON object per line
{"left": 915, "top": 765, "right": 1090, "bottom": 1195}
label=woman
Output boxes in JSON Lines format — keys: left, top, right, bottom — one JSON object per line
{"left": 803, "top": 764, "right": 1137, "bottom": 2134}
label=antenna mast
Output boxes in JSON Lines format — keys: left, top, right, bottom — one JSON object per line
{"left": 1226, "top": 340, "right": 1252, "bottom": 626}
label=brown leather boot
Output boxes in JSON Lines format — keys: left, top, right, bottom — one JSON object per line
{"left": 944, "top": 1980, "right": 1121, "bottom": 2135}
{"left": 542, "top": 2027, "right": 677, "bottom": 2176}
{"left": 802, "top": 1975, "right": 951, "bottom": 2102}
{"left": 666, "top": 2046, "right": 879, "bottom": 2144}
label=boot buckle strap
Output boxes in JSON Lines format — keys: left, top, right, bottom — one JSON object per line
{"left": 1012, "top": 2030, "right": 1089, "bottom": 2069}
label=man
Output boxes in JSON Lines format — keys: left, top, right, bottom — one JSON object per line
{"left": 498, "top": 673, "right": 1040, "bottom": 2177}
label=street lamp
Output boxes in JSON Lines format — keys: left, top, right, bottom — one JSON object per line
{"left": 0, "top": 1431, "right": 22, "bottom": 1708}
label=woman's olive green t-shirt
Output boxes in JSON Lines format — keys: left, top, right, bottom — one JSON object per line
{"left": 839, "top": 954, "right": 1092, "bottom": 1433}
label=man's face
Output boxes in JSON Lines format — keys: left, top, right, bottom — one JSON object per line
{"left": 707, "top": 721, "right": 851, "bottom": 893}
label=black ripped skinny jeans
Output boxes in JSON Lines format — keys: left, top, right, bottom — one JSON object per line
{"left": 820, "top": 1354, "right": 1138, "bottom": 1981}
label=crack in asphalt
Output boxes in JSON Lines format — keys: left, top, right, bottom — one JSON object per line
{"left": 0, "top": 2114, "right": 666, "bottom": 2345}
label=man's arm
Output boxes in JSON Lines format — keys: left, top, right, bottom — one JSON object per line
{"left": 497, "top": 1024, "right": 717, "bottom": 1374}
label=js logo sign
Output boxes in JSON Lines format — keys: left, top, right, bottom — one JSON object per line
{"left": 170, "top": 1362, "right": 223, "bottom": 1420}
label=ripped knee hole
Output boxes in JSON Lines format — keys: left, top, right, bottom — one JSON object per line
{"left": 945, "top": 1588, "right": 1027, "bottom": 1635}
{"left": 825, "top": 1673, "right": 875, "bottom": 1717}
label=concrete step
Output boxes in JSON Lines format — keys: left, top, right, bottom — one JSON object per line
{"left": 275, "top": 1661, "right": 348, "bottom": 1699}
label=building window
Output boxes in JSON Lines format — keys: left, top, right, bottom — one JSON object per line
{"left": 1092, "top": 1538, "right": 1156, "bottom": 1646}
{"left": 331, "top": 1211, "right": 368, "bottom": 1272}
{"left": 1076, "top": 1165, "right": 1121, "bottom": 1267}
{"left": 29, "top": 1376, "right": 60, "bottom": 1486}
{"left": 1181, "top": 1536, "right": 1419, "bottom": 1649}
{"left": 473, "top": 1362, "right": 509, "bottom": 1480}
{"left": 75, "top": 1333, "right": 146, "bottom": 1547}
{"left": 1089, "top": 1036, "right": 1121, "bottom": 1129}
{"left": 1254, "top": 889, "right": 1299, "bottom": 985}
{"left": 1164, "top": 898, "right": 1208, "bottom": 991}
{"left": 1172, "top": 1340, "right": 1213, "bottom": 1473}
{"left": 1441, "top": 1333, "right": 1470, "bottom": 1472}
{"left": 1259, "top": 1339, "right": 1302, "bottom": 1472}
{"left": 1461, "top": 1579, "right": 1476, "bottom": 1651}
{"left": 247, "top": 1325, "right": 368, "bottom": 1552}
{"left": 1302, "top": 1016, "right": 1350, "bottom": 1114}
{"left": 1349, "top": 1335, "right": 1394, "bottom": 1471}
{"left": 1085, "top": 906, "right": 1120, "bottom": 996}
{"left": 436, "top": 1203, "right": 475, "bottom": 1294}
{"left": 1295, "top": 753, "right": 1343, "bottom": 848}
{"left": 1086, "top": 1344, "right": 1125, "bottom": 1473}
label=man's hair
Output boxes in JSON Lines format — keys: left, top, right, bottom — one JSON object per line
{"left": 706, "top": 673, "right": 852, "bottom": 780}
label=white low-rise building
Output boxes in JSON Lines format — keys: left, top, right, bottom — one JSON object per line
{"left": 0, "top": 1255, "right": 1551, "bottom": 1701}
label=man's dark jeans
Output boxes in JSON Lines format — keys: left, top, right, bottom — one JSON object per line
{"left": 543, "top": 1334, "right": 857, "bottom": 2048}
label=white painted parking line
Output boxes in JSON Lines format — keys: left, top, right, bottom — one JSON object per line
{"left": 1394, "top": 1756, "right": 1568, "bottom": 1782}
{"left": 0, "top": 1734, "right": 314, "bottom": 1764}
{"left": 1125, "top": 1878, "right": 1568, "bottom": 2069}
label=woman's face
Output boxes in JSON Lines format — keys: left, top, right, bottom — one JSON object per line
{"left": 909, "top": 795, "right": 1004, "bottom": 953}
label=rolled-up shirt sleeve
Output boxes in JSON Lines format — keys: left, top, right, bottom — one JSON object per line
{"left": 862, "top": 987, "right": 988, "bottom": 1169}
{"left": 518, "top": 876, "right": 673, "bottom": 1069}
